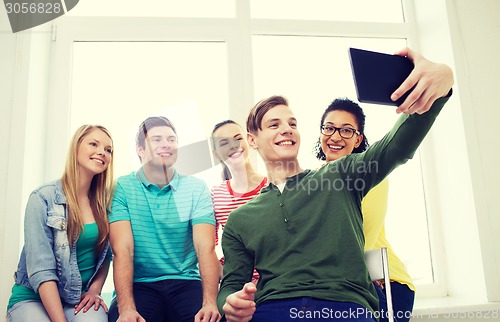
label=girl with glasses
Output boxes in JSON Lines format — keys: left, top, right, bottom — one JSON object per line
{"left": 314, "top": 98, "right": 415, "bottom": 322}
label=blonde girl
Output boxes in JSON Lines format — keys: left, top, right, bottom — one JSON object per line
{"left": 6, "top": 125, "right": 114, "bottom": 322}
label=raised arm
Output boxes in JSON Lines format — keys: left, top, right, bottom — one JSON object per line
{"left": 193, "top": 223, "right": 222, "bottom": 322}
{"left": 338, "top": 49, "right": 454, "bottom": 196}
{"left": 392, "top": 47, "right": 454, "bottom": 114}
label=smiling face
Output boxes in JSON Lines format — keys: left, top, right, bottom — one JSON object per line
{"left": 320, "top": 110, "right": 363, "bottom": 161}
{"left": 248, "top": 104, "right": 300, "bottom": 163}
{"left": 137, "top": 125, "right": 178, "bottom": 168}
{"left": 77, "top": 128, "right": 113, "bottom": 177}
{"left": 212, "top": 122, "right": 249, "bottom": 168}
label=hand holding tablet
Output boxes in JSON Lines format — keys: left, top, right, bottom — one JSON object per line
{"left": 349, "top": 47, "right": 414, "bottom": 106}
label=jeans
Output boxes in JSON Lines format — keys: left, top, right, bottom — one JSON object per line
{"left": 108, "top": 279, "right": 202, "bottom": 322}
{"left": 6, "top": 300, "right": 107, "bottom": 322}
{"left": 249, "top": 297, "right": 376, "bottom": 322}
{"left": 375, "top": 282, "right": 415, "bottom": 322}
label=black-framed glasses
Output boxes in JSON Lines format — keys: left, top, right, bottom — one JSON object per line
{"left": 320, "top": 125, "right": 360, "bottom": 139}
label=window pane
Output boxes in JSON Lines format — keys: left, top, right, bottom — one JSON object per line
{"left": 71, "top": 41, "right": 229, "bottom": 179}
{"left": 71, "top": 41, "right": 230, "bottom": 293}
{"left": 67, "top": 0, "right": 235, "bottom": 18}
{"left": 252, "top": 35, "right": 433, "bottom": 285}
{"left": 251, "top": 0, "right": 404, "bottom": 22}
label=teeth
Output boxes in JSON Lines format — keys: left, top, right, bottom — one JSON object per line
{"left": 277, "top": 141, "right": 293, "bottom": 146}
{"left": 91, "top": 158, "right": 104, "bottom": 165}
{"left": 328, "top": 145, "right": 343, "bottom": 150}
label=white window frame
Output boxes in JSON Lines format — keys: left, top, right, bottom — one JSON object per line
{"left": 7, "top": 0, "right": 495, "bottom": 312}
{"left": 46, "top": 0, "right": 449, "bottom": 298}
{"left": 4, "top": 0, "right": 500, "bottom": 317}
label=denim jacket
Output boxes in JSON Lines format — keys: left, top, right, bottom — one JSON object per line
{"left": 13, "top": 180, "right": 110, "bottom": 305}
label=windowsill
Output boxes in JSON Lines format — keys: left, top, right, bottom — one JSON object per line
{"left": 413, "top": 296, "right": 500, "bottom": 318}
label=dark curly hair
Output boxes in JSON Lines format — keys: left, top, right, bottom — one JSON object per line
{"left": 314, "top": 98, "right": 369, "bottom": 161}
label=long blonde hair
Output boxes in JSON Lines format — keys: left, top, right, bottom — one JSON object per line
{"left": 61, "top": 125, "right": 114, "bottom": 254}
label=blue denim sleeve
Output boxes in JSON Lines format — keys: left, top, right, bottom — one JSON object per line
{"left": 23, "top": 191, "right": 60, "bottom": 292}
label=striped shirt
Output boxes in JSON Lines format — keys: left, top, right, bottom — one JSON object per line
{"left": 110, "top": 169, "right": 215, "bottom": 283}
{"left": 211, "top": 177, "right": 267, "bottom": 282}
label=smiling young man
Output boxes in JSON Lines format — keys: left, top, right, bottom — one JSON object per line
{"left": 108, "top": 116, "right": 221, "bottom": 322}
{"left": 217, "top": 48, "right": 454, "bottom": 322}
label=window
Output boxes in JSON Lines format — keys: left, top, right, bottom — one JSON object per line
{"left": 251, "top": 35, "right": 433, "bottom": 285}
{"left": 250, "top": 0, "right": 404, "bottom": 22}
{"left": 67, "top": 0, "right": 236, "bottom": 18}
{"left": 70, "top": 41, "right": 230, "bottom": 294}
{"left": 70, "top": 41, "right": 230, "bottom": 184}
{"left": 43, "top": 0, "right": 441, "bottom": 299}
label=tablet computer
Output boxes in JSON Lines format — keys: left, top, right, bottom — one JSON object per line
{"left": 348, "top": 47, "right": 414, "bottom": 106}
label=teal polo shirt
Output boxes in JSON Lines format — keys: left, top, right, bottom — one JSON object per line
{"left": 110, "top": 169, "right": 215, "bottom": 282}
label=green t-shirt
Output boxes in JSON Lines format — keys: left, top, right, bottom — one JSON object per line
{"left": 7, "top": 222, "right": 98, "bottom": 309}
{"left": 76, "top": 222, "right": 99, "bottom": 286}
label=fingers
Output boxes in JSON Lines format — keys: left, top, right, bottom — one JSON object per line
{"left": 74, "top": 299, "right": 85, "bottom": 314}
{"left": 396, "top": 81, "right": 429, "bottom": 114}
{"left": 224, "top": 304, "right": 254, "bottom": 322}
{"left": 373, "top": 280, "right": 384, "bottom": 290}
{"left": 93, "top": 296, "right": 102, "bottom": 311}
{"left": 75, "top": 295, "right": 107, "bottom": 314}
{"left": 195, "top": 310, "right": 222, "bottom": 322}
{"left": 393, "top": 47, "right": 411, "bottom": 58}
{"left": 194, "top": 304, "right": 222, "bottom": 322}
{"left": 241, "top": 282, "right": 257, "bottom": 300}
{"left": 100, "top": 299, "right": 109, "bottom": 313}
{"left": 391, "top": 48, "right": 453, "bottom": 114}
{"left": 391, "top": 49, "right": 421, "bottom": 109}
{"left": 75, "top": 297, "right": 93, "bottom": 314}
{"left": 87, "top": 295, "right": 103, "bottom": 312}
{"left": 117, "top": 309, "right": 146, "bottom": 322}
{"left": 392, "top": 71, "right": 419, "bottom": 111}
{"left": 223, "top": 283, "right": 257, "bottom": 322}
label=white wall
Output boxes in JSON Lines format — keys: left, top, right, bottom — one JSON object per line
{"left": 409, "top": 0, "right": 500, "bottom": 319}
{"left": 0, "top": 5, "right": 51, "bottom": 316}
{"left": 0, "top": 8, "right": 22, "bottom": 311}
{"left": 408, "top": 0, "right": 482, "bottom": 302}
{"left": 0, "top": 12, "right": 15, "bottom": 273}
{"left": 450, "top": 0, "right": 500, "bottom": 302}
